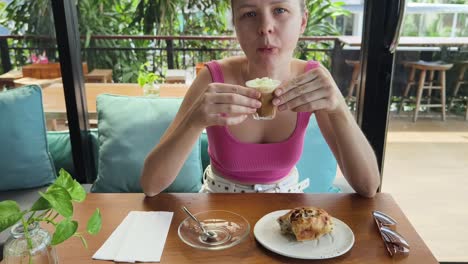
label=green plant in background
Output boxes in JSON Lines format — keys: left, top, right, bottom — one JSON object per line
{"left": 0, "top": 0, "right": 348, "bottom": 80}
{"left": 425, "top": 15, "right": 452, "bottom": 37}
{"left": 297, "top": 0, "right": 350, "bottom": 67}
{"left": 403, "top": 0, "right": 468, "bottom": 37}
{"left": 130, "top": 0, "right": 230, "bottom": 35}
{"left": 0, "top": 169, "right": 102, "bottom": 261}
{"left": 304, "top": 0, "right": 349, "bottom": 37}
{"left": 128, "top": 0, "right": 232, "bottom": 75}
{"left": 137, "top": 62, "right": 163, "bottom": 87}
{"left": 0, "top": 0, "right": 57, "bottom": 67}
{"left": 402, "top": 14, "right": 420, "bottom": 36}
{"left": 77, "top": 0, "right": 129, "bottom": 80}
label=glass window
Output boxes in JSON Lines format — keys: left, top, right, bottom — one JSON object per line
{"left": 0, "top": 0, "right": 73, "bottom": 181}
{"left": 0, "top": 0, "right": 69, "bottom": 132}
{"left": 383, "top": 1, "right": 468, "bottom": 261}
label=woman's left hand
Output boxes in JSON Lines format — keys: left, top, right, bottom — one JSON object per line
{"left": 272, "top": 66, "right": 346, "bottom": 114}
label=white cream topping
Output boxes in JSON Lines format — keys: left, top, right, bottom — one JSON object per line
{"left": 245, "top": 77, "right": 281, "bottom": 92}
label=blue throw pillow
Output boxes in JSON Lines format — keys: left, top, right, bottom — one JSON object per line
{"left": 297, "top": 115, "right": 338, "bottom": 193}
{"left": 0, "top": 85, "right": 56, "bottom": 191}
{"left": 92, "top": 95, "right": 202, "bottom": 193}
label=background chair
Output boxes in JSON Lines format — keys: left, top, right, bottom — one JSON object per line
{"left": 398, "top": 60, "right": 453, "bottom": 122}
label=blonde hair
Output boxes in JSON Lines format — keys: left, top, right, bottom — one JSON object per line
{"left": 231, "top": 0, "right": 306, "bottom": 18}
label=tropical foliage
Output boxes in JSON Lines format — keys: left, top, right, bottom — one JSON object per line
{"left": 131, "top": 0, "right": 230, "bottom": 35}
{"left": 298, "top": 0, "right": 349, "bottom": 66}
{"left": 402, "top": 0, "right": 468, "bottom": 37}
{"left": 0, "top": 0, "right": 347, "bottom": 81}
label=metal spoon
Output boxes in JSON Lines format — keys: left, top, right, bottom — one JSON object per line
{"left": 181, "top": 206, "right": 217, "bottom": 240}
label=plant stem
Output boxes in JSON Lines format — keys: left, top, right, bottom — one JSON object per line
{"left": 31, "top": 217, "right": 58, "bottom": 226}
{"left": 35, "top": 209, "right": 51, "bottom": 221}
{"left": 26, "top": 211, "right": 36, "bottom": 223}
{"left": 51, "top": 212, "right": 60, "bottom": 221}
{"left": 20, "top": 217, "right": 33, "bottom": 264}
{"left": 74, "top": 233, "right": 88, "bottom": 249}
{"left": 44, "top": 209, "right": 54, "bottom": 219}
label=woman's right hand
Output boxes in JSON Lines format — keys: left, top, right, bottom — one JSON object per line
{"left": 190, "top": 83, "right": 261, "bottom": 128}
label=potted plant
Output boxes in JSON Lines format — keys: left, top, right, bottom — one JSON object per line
{"left": 0, "top": 169, "right": 102, "bottom": 263}
{"left": 137, "top": 62, "right": 163, "bottom": 97}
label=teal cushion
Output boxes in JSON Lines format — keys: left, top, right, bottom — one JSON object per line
{"left": 47, "top": 131, "right": 75, "bottom": 178}
{"left": 0, "top": 85, "right": 56, "bottom": 191}
{"left": 297, "top": 115, "right": 338, "bottom": 193}
{"left": 88, "top": 129, "right": 99, "bottom": 183}
{"left": 46, "top": 128, "right": 99, "bottom": 183}
{"left": 200, "top": 132, "right": 210, "bottom": 171}
{"left": 92, "top": 95, "right": 202, "bottom": 193}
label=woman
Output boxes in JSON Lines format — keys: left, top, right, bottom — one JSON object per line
{"left": 141, "top": 0, "right": 380, "bottom": 197}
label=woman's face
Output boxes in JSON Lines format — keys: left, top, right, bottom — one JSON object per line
{"left": 232, "top": 0, "right": 307, "bottom": 67}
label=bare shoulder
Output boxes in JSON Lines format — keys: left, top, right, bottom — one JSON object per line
{"left": 296, "top": 59, "right": 330, "bottom": 75}
{"left": 217, "top": 56, "right": 246, "bottom": 85}
{"left": 291, "top": 59, "right": 311, "bottom": 76}
{"left": 217, "top": 56, "right": 245, "bottom": 70}
{"left": 185, "top": 64, "right": 213, "bottom": 97}
{"left": 292, "top": 58, "right": 308, "bottom": 68}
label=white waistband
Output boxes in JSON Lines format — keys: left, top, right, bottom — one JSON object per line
{"left": 200, "top": 165, "right": 309, "bottom": 193}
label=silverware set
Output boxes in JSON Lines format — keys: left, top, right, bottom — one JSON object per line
{"left": 372, "top": 210, "right": 410, "bottom": 257}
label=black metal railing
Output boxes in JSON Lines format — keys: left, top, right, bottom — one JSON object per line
{"left": 0, "top": 35, "right": 339, "bottom": 83}
{"left": 2, "top": 34, "right": 465, "bottom": 99}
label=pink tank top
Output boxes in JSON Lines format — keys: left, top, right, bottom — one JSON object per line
{"left": 205, "top": 60, "right": 320, "bottom": 184}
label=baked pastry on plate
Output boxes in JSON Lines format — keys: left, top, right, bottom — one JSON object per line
{"left": 277, "top": 207, "right": 334, "bottom": 241}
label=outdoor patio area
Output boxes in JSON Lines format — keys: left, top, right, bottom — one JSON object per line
{"left": 336, "top": 114, "right": 468, "bottom": 262}
{"left": 385, "top": 116, "right": 468, "bottom": 262}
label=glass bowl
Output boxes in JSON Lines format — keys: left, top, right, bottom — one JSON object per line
{"left": 178, "top": 210, "right": 250, "bottom": 250}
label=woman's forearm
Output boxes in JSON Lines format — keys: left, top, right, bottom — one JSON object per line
{"left": 327, "top": 108, "right": 381, "bottom": 197}
{"left": 141, "top": 115, "right": 204, "bottom": 197}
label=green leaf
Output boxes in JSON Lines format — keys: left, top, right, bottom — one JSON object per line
{"left": 85, "top": 30, "right": 93, "bottom": 48}
{"left": 0, "top": 200, "right": 21, "bottom": 218}
{"left": 40, "top": 186, "right": 73, "bottom": 218}
{"left": 51, "top": 219, "right": 78, "bottom": 245}
{"left": 54, "top": 169, "right": 86, "bottom": 202}
{"left": 30, "top": 197, "right": 52, "bottom": 212}
{"left": 87, "top": 208, "right": 102, "bottom": 235}
{"left": 0, "top": 201, "right": 23, "bottom": 232}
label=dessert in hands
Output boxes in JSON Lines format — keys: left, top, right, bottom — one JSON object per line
{"left": 277, "top": 207, "right": 334, "bottom": 241}
{"left": 245, "top": 77, "right": 281, "bottom": 120}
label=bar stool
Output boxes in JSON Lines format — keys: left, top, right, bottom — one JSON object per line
{"left": 399, "top": 60, "right": 453, "bottom": 122}
{"left": 345, "top": 60, "right": 361, "bottom": 101}
{"left": 449, "top": 61, "right": 468, "bottom": 121}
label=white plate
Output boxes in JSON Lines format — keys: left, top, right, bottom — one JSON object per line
{"left": 254, "top": 210, "right": 355, "bottom": 259}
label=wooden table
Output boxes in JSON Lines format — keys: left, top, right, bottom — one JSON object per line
{"left": 13, "top": 77, "right": 62, "bottom": 89}
{"left": 0, "top": 70, "right": 23, "bottom": 88}
{"left": 54, "top": 193, "right": 437, "bottom": 263}
{"left": 85, "top": 69, "right": 113, "bottom": 83}
{"left": 42, "top": 82, "right": 189, "bottom": 120}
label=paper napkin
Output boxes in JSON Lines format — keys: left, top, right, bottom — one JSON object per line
{"left": 93, "top": 211, "right": 173, "bottom": 263}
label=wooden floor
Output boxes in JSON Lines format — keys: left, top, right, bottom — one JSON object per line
{"left": 337, "top": 114, "right": 468, "bottom": 262}
{"left": 385, "top": 116, "right": 468, "bottom": 263}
